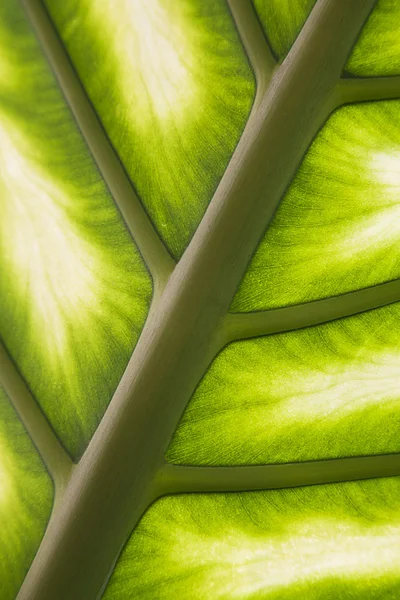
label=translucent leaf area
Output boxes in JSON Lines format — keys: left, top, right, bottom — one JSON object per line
{"left": 0, "top": 386, "right": 53, "bottom": 600}
{"left": 252, "top": 0, "right": 316, "bottom": 61}
{"left": 167, "top": 303, "right": 400, "bottom": 466}
{"left": 0, "top": 0, "right": 152, "bottom": 460}
{"left": 232, "top": 100, "right": 400, "bottom": 313}
{"left": 346, "top": 0, "right": 400, "bottom": 77}
{"left": 104, "top": 478, "right": 400, "bottom": 599}
{"left": 44, "top": 0, "right": 255, "bottom": 259}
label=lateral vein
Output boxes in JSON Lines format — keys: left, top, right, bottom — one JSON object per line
{"left": 24, "top": 0, "right": 175, "bottom": 295}
{"left": 0, "top": 340, "right": 73, "bottom": 493}
{"left": 228, "top": 0, "right": 277, "bottom": 99}
{"left": 337, "top": 76, "right": 400, "bottom": 105}
{"left": 224, "top": 278, "right": 400, "bottom": 342}
{"left": 158, "top": 454, "right": 400, "bottom": 495}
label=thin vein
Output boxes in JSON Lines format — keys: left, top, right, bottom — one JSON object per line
{"left": 23, "top": 0, "right": 175, "bottom": 294}
{"left": 224, "top": 278, "right": 400, "bottom": 342}
{"left": 158, "top": 453, "right": 400, "bottom": 495}
{"left": 337, "top": 76, "right": 400, "bottom": 106}
{"left": 0, "top": 340, "right": 73, "bottom": 491}
{"left": 228, "top": 0, "right": 277, "bottom": 101}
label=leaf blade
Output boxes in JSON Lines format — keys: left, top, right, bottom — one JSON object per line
{"left": 168, "top": 303, "right": 400, "bottom": 465}
{"left": 103, "top": 478, "right": 400, "bottom": 599}
{"left": 44, "top": 0, "right": 255, "bottom": 259}
{"left": 0, "top": 386, "right": 53, "bottom": 600}
{"left": 0, "top": 0, "right": 152, "bottom": 459}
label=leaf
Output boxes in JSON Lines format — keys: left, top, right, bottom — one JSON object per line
{"left": 0, "top": 0, "right": 152, "bottom": 459}
{"left": 0, "top": 386, "right": 53, "bottom": 600}
{"left": 44, "top": 0, "right": 255, "bottom": 258}
{"left": 346, "top": 0, "right": 400, "bottom": 77}
{"left": 167, "top": 302, "right": 400, "bottom": 465}
{"left": 103, "top": 478, "right": 400, "bottom": 599}
{"left": 232, "top": 100, "right": 400, "bottom": 312}
{"left": 252, "top": 0, "right": 316, "bottom": 61}
{"left": 2, "top": 0, "right": 400, "bottom": 598}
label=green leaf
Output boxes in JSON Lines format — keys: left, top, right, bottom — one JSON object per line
{"left": 0, "top": 0, "right": 152, "bottom": 460}
{"left": 346, "top": 0, "right": 400, "bottom": 77}
{"left": 167, "top": 303, "right": 400, "bottom": 465}
{"left": 0, "top": 386, "right": 53, "bottom": 600}
{"left": 2, "top": 1, "right": 400, "bottom": 598}
{"left": 252, "top": 0, "right": 316, "bottom": 61}
{"left": 103, "top": 478, "right": 400, "bottom": 599}
{"left": 44, "top": 0, "right": 255, "bottom": 258}
{"left": 232, "top": 100, "right": 400, "bottom": 312}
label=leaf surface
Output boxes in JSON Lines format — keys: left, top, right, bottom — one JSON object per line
{"left": 0, "top": 386, "right": 53, "bottom": 600}
{"left": 103, "top": 478, "right": 400, "bottom": 599}
{"left": 2, "top": 0, "right": 400, "bottom": 597}
{"left": 346, "top": 0, "right": 400, "bottom": 77}
{"left": 44, "top": 0, "right": 255, "bottom": 258}
{"left": 232, "top": 100, "right": 400, "bottom": 312}
{"left": 0, "top": 0, "right": 152, "bottom": 460}
{"left": 168, "top": 303, "right": 400, "bottom": 465}
{"left": 252, "top": 0, "right": 316, "bottom": 61}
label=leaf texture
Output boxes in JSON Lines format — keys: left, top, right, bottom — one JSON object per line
{"left": 0, "top": 386, "right": 53, "bottom": 600}
{"left": 103, "top": 478, "right": 400, "bottom": 599}
{"left": 232, "top": 100, "right": 400, "bottom": 312}
{"left": 252, "top": 0, "right": 316, "bottom": 61}
{"left": 346, "top": 0, "right": 400, "bottom": 77}
{"left": 44, "top": 0, "right": 255, "bottom": 258}
{"left": 0, "top": 0, "right": 152, "bottom": 460}
{"left": 168, "top": 303, "right": 400, "bottom": 465}
{"left": 2, "top": 0, "right": 400, "bottom": 597}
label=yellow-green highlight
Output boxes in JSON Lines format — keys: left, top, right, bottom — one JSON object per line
{"left": 0, "top": 0, "right": 152, "bottom": 460}
{"left": 346, "top": 0, "right": 400, "bottom": 77}
{"left": 104, "top": 478, "right": 400, "bottom": 599}
{"left": 232, "top": 101, "right": 400, "bottom": 313}
{"left": 44, "top": 0, "right": 255, "bottom": 258}
{"left": 0, "top": 386, "right": 53, "bottom": 600}
{"left": 252, "top": 0, "right": 316, "bottom": 61}
{"left": 167, "top": 303, "right": 400, "bottom": 466}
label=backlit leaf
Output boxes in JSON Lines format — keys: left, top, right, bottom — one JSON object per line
{"left": 232, "top": 100, "right": 400, "bottom": 312}
{"left": 44, "top": 0, "right": 255, "bottom": 258}
{"left": 346, "top": 0, "right": 400, "bottom": 77}
{"left": 0, "top": 386, "right": 53, "bottom": 600}
{"left": 2, "top": 0, "right": 400, "bottom": 597}
{"left": 168, "top": 303, "right": 400, "bottom": 466}
{"left": 0, "top": 0, "right": 152, "bottom": 460}
{"left": 104, "top": 478, "right": 400, "bottom": 599}
{"left": 252, "top": 0, "right": 316, "bottom": 60}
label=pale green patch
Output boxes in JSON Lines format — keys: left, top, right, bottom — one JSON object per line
{"left": 45, "top": 0, "right": 255, "bottom": 258}
{"left": 104, "top": 478, "right": 400, "bottom": 599}
{"left": 372, "top": 150, "right": 400, "bottom": 188}
{"left": 0, "top": 386, "right": 53, "bottom": 600}
{"left": 252, "top": 0, "right": 316, "bottom": 60}
{"left": 232, "top": 101, "right": 400, "bottom": 312}
{"left": 346, "top": 0, "right": 400, "bottom": 77}
{"left": 0, "top": 118, "right": 98, "bottom": 355}
{"left": 167, "top": 303, "right": 400, "bottom": 465}
{"left": 0, "top": 0, "right": 152, "bottom": 460}
{"left": 90, "top": 0, "right": 197, "bottom": 123}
